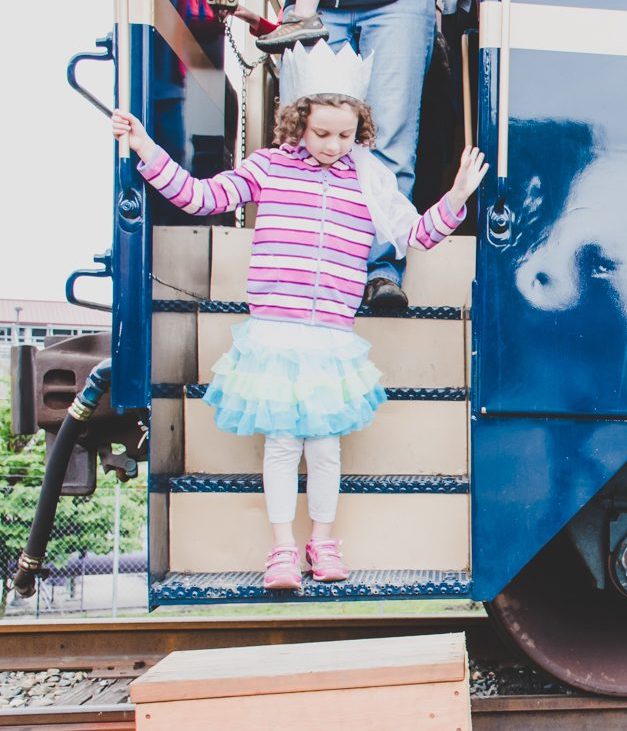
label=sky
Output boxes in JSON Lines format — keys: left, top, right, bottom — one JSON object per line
{"left": 2, "top": 1, "right": 114, "bottom": 305}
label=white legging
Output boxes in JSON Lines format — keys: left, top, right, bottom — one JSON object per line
{"left": 263, "top": 435, "right": 341, "bottom": 524}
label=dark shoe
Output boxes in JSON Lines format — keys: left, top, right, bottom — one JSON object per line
{"left": 362, "top": 278, "right": 409, "bottom": 314}
{"left": 255, "top": 11, "right": 329, "bottom": 53}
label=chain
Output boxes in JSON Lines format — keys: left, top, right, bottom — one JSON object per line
{"left": 151, "top": 273, "right": 210, "bottom": 303}
{"left": 221, "top": 16, "right": 268, "bottom": 227}
{"left": 223, "top": 17, "right": 267, "bottom": 76}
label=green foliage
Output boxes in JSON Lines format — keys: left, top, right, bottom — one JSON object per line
{"left": 0, "top": 400, "right": 46, "bottom": 487}
{"left": 0, "top": 396, "right": 146, "bottom": 614}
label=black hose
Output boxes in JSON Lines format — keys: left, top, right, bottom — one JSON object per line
{"left": 13, "top": 359, "right": 112, "bottom": 598}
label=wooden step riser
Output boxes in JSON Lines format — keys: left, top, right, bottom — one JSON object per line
{"left": 208, "top": 227, "right": 475, "bottom": 307}
{"left": 196, "top": 313, "right": 466, "bottom": 389}
{"left": 169, "top": 493, "right": 469, "bottom": 572}
{"left": 153, "top": 226, "right": 211, "bottom": 302}
{"left": 150, "top": 226, "right": 475, "bottom": 387}
{"left": 151, "top": 309, "right": 467, "bottom": 387}
{"left": 184, "top": 399, "right": 467, "bottom": 475}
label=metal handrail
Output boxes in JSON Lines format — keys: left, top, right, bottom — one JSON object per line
{"left": 66, "top": 34, "right": 113, "bottom": 118}
{"left": 461, "top": 31, "right": 473, "bottom": 147}
{"left": 116, "top": 0, "right": 131, "bottom": 161}
{"left": 497, "top": 0, "right": 511, "bottom": 184}
{"left": 486, "top": 0, "right": 512, "bottom": 245}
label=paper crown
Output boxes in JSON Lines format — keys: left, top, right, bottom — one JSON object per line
{"left": 279, "top": 40, "right": 373, "bottom": 106}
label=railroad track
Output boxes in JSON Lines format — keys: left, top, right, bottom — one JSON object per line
{"left": 1, "top": 616, "right": 626, "bottom": 729}
{"left": 3, "top": 695, "right": 627, "bottom": 730}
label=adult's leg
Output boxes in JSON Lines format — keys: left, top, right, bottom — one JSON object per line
{"left": 318, "top": 6, "right": 357, "bottom": 52}
{"left": 358, "top": 0, "right": 437, "bottom": 298}
{"left": 358, "top": 0, "right": 436, "bottom": 201}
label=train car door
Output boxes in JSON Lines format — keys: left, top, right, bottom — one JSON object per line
{"left": 472, "top": 0, "right": 627, "bottom": 597}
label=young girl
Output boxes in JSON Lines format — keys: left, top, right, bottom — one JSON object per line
{"left": 112, "top": 41, "right": 487, "bottom": 591}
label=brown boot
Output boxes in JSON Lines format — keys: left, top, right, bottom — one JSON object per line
{"left": 362, "top": 278, "right": 409, "bottom": 314}
{"left": 255, "top": 10, "right": 329, "bottom": 53}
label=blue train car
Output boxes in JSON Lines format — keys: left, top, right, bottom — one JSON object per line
{"left": 27, "top": 0, "right": 627, "bottom": 696}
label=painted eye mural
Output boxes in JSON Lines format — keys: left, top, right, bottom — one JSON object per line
{"left": 476, "top": 50, "right": 627, "bottom": 418}
{"left": 514, "top": 137, "right": 627, "bottom": 317}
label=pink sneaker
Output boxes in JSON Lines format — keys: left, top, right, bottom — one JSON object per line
{"left": 263, "top": 545, "right": 302, "bottom": 590}
{"left": 305, "top": 538, "right": 349, "bottom": 582}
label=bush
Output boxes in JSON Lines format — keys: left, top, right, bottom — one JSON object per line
{"left": 0, "top": 397, "right": 146, "bottom": 615}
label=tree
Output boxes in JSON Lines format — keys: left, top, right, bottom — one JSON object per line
{"left": 0, "top": 396, "right": 146, "bottom": 616}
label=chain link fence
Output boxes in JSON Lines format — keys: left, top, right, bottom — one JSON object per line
{"left": 1, "top": 482, "right": 147, "bottom": 618}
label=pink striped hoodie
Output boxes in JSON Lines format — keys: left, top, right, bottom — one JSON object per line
{"left": 138, "top": 143, "right": 465, "bottom": 330}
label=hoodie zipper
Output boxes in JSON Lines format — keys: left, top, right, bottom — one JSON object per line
{"left": 311, "top": 168, "right": 329, "bottom": 324}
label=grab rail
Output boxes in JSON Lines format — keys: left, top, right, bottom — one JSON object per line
{"left": 66, "top": 34, "right": 113, "bottom": 118}
{"left": 485, "top": 0, "right": 512, "bottom": 246}
{"left": 66, "top": 35, "right": 116, "bottom": 312}
{"left": 461, "top": 30, "right": 475, "bottom": 147}
{"left": 66, "top": 252, "right": 113, "bottom": 313}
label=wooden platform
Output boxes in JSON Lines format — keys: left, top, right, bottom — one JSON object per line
{"left": 131, "top": 633, "right": 471, "bottom": 730}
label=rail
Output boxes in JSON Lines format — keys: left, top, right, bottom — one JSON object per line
{"left": 0, "top": 615, "right": 496, "bottom": 672}
{"left": 1, "top": 617, "right": 627, "bottom": 729}
{"left": 2, "top": 693, "right": 627, "bottom": 730}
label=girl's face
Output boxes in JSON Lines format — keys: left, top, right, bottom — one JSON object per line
{"left": 302, "top": 103, "right": 359, "bottom": 166}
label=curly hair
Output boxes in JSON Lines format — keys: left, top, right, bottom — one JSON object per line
{"left": 273, "top": 94, "right": 376, "bottom": 148}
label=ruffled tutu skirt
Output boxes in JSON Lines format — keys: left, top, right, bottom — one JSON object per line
{"left": 203, "top": 318, "right": 387, "bottom": 438}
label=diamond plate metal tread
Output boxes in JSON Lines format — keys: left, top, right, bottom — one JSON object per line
{"left": 151, "top": 569, "right": 472, "bottom": 604}
{"left": 152, "top": 300, "right": 465, "bottom": 320}
{"left": 152, "top": 300, "right": 198, "bottom": 313}
{"left": 183, "top": 384, "right": 468, "bottom": 401}
{"left": 152, "top": 383, "right": 184, "bottom": 399}
{"left": 198, "top": 301, "right": 463, "bottom": 319}
{"left": 168, "top": 473, "right": 469, "bottom": 494}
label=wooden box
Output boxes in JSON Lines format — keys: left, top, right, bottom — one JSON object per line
{"left": 131, "top": 633, "right": 471, "bottom": 730}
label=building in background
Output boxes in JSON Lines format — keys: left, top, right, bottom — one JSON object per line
{"left": 0, "top": 299, "right": 111, "bottom": 393}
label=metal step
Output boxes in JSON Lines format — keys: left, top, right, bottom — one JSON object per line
{"left": 152, "top": 299, "right": 466, "bottom": 319}
{"left": 183, "top": 384, "right": 467, "bottom": 401}
{"left": 153, "top": 383, "right": 468, "bottom": 401}
{"left": 168, "top": 473, "right": 469, "bottom": 494}
{"left": 151, "top": 569, "right": 472, "bottom": 605}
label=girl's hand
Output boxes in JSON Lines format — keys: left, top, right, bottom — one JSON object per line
{"left": 447, "top": 146, "right": 489, "bottom": 213}
{"left": 111, "top": 109, "right": 156, "bottom": 161}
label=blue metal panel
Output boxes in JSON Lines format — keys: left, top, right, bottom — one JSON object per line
{"left": 477, "top": 49, "right": 627, "bottom": 417}
{"left": 472, "top": 417, "right": 627, "bottom": 598}
{"left": 472, "top": 31, "right": 627, "bottom": 598}
{"left": 111, "top": 23, "right": 153, "bottom": 409}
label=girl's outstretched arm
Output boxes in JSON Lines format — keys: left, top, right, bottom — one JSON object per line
{"left": 111, "top": 109, "right": 270, "bottom": 216}
{"left": 112, "top": 109, "right": 157, "bottom": 160}
{"left": 409, "top": 146, "right": 489, "bottom": 250}
{"left": 446, "top": 146, "right": 489, "bottom": 215}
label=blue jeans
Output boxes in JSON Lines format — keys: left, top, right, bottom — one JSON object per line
{"left": 320, "top": 0, "right": 436, "bottom": 285}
